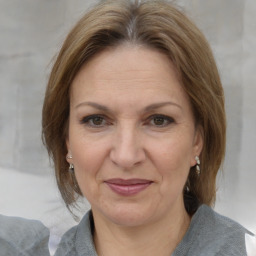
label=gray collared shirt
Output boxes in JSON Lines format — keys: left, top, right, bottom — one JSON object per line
{"left": 54, "top": 205, "right": 254, "bottom": 256}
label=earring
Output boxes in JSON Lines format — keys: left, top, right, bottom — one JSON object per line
{"left": 67, "top": 154, "right": 72, "bottom": 160}
{"left": 185, "top": 180, "right": 190, "bottom": 192}
{"left": 195, "top": 156, "right": 200, "bottom": 176}
{"left": 69, "top": 163, "right": 74, "bottom": 173}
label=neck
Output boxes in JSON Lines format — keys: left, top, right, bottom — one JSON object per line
{"left": 92, "top": 205, "right": 191, "bottom": 256}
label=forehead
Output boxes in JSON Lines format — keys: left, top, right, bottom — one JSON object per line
{"left": 70, "top": 45, "right": 189, "bottom": 108}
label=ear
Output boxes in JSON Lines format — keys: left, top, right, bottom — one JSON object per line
{"left": 190, "top": 125, "right": 204, "bottom": 167}
{"left": 66, "top": 138, "right": 72, "bottom": 164}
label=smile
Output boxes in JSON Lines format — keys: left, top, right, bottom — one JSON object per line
{"left": 104, "top": 179, "right": 153, "bottom": 196}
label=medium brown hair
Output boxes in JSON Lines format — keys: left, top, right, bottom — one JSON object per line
{"left": 42, "top": 0, "right": 226, "bottom": 215}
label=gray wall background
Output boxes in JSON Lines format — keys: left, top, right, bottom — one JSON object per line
{"left": 0, "top": 0, "right": 255, "bottom": 246}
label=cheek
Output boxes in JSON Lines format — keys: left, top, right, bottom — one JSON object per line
{"left": 156, "top": 151, "right": 190, "bottom": 205}
{"left": 151, "top": 135, "right": 193, "bottom": 186}
{"left": 69, "top": 135, "right": 108, "bottom": 196}
{"left": 69, "top": 127, "right": 106, "bottom": 171}
{"left": 156, "top": 137, "right": 192, "bottom": 169}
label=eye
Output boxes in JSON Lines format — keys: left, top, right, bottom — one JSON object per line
{"left": 80, "top": 115, "right": 108, "bottom": 127}
{"left": 147, "top": 114, "right": 174, "bottom": 127}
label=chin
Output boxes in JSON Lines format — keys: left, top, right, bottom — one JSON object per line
{"left": 95, "top": 202, "right": 155, "bottom": 227}
{"left": 109, "top": 211, "right": 150, "bottom": 227}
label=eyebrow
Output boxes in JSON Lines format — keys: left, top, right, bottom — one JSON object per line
{"left": 144, "top": 102, "right": 182, "bottom": 112}
{"left": 75, "top": 102, "right": 109, "bottom": 111}
{"left": 75, "top": 101, "right": 182, "bottom": 112}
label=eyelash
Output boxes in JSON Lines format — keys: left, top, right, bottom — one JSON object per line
{"left": 80, "top": 114, "right": 109, "bottom": 127}
{"left": 146, "top": 114, "right": 174, "bottom": 127}
{"left": 80, "top": 114, "right": 174, "bottom": 128}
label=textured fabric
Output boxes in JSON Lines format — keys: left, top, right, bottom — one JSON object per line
{"left": 0, "top": 214, "right": 50, "bottom": 256}
{"left": 172, "top": 205, "right": 254, "bottom": 256}
{"left": 54, "top": 205, "right": 254, "bottom": 256}
{"left": 54, "top": 211, "right": 96, "bottom": 256}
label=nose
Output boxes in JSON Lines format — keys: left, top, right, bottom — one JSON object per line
{"left": 110, "top": 124, "right": 146, "bottom": 169}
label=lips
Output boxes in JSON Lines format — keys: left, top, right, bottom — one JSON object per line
{"left": 104, "top": 178, "right": 153, "bottom": 196}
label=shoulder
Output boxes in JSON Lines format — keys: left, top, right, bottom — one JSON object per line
{"left": 54, "top": 211, "right": 97, "bottom": 256}
{"left": 54, "top": 224, "right": 79, "bottom": 256}
{"left": 198, "top": 205, "right": 252, "bottom": 235}
{"left": 0, "top": 214, "right": 50, "bottom": 256}
{"left": 173, "top": 205, "right": 254, "bottom": 256}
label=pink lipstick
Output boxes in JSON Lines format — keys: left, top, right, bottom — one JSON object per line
{"left": 105, "top": 179, "right": 152, "bottom": 196}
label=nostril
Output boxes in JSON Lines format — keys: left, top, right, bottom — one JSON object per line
{"left": 109, "top": 147, "right": 145, "bottom": 169}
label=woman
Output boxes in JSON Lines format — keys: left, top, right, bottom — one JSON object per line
{"left": 42, "top": 0, "right": 254, "bottom": 255}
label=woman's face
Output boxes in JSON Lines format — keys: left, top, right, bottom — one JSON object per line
{"left": 67, "top": 45, "right": 203, "bottom": 227}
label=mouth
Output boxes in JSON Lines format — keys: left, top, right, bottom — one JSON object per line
{"left": 104, "top": 178, "right": 153, "bottom": 196}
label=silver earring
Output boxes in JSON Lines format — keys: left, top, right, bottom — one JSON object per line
{"left": 69, "top": 163, "right": 74, "bottom": 173}
{"left": 195, "top": 156, "right": 200, "bottom": 176}
{"left": 67, "top": 154, "right": 72, "bottom": 160}
{"left": 185, "top": 179, "right": 191, "bottom": 192}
